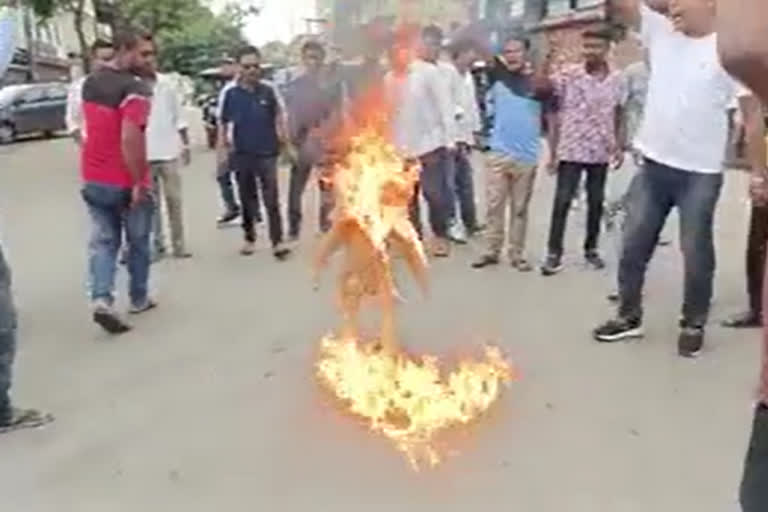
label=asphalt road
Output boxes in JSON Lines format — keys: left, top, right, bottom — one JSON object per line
{"left": 0, "top": 132, "right": 761, "bottom": 511}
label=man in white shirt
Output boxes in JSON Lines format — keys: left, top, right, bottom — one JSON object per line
{"left": 0, "top": 0, "right": 52, "bottom": 434}
{"left": 385, "top": 26, "right": 455, "bottom": 257}
{"left": 65, "top": 39, "right": 115, "bottom": 144}
{"left": 145, "top": 49, "right": 192, "bottom": 259}
{"left": 445, "top": 40, "right": 482, "bottom": 242}
{"left": 595, "top": 0, "right": 766, "bottom": 359}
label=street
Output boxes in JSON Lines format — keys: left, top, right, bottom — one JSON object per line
{"left": 0, "top": 132, "right": 761, "bottom": 511}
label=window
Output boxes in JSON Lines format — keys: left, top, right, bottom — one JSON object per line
{"left": 45, "top": 86, "right": 67, "bottom": 101}
{"left": 544, "top": 0, "right": 604, "bottom": 17}
{"left": 20, "top": 87, "right": 45, "bottom": 104}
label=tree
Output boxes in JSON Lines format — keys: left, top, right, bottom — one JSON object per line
{"left": 261, "top": 40, "right": 289, "bottom": 67}
{"left": 25, "top": 0, "right": 90, "bottom": 72}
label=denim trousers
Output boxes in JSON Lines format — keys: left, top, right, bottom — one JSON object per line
{"left": 0, "top": 242, "right": 17, "bottom": 422}
{"left": 82, "top": 183, "right": 154, "bottom": 308}
{"left": 410, "top": 147, "right": 453, "bottom": 238}
{"left": 618, "top": 159, "right": 723, "bottom": 326}
{"left": 451, "top": 147, "right": 478, "bottom": 231}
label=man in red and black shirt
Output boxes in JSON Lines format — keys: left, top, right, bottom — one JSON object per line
{"left": 80, "top": 29, "right": 156, "bottom": 334}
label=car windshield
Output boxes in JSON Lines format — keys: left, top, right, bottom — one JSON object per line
{"left": 0, "top": 85, "right": 30, "bottom": 107}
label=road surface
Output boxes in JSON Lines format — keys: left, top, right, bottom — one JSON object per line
{"left": 0, "top": 133, "right": 760, "bottom": 511}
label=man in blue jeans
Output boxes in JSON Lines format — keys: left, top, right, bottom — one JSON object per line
{"left": 81, "top": 29, "right": 157, "bottom": 334}
{"left": 597, "top": 0, "right": 765, "bottom": 358}
{"left": 384, "top": 26, "right": 455, "bottom": 257}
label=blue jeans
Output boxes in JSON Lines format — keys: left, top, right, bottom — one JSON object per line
{"left": 410, "top": 147, "right": 452, "bottom": 238}
{"left": 82, "top": 183, "right": 154, "bottom": 308}
{"left": 452, "top": 146, "right": 478, "bottom": 231}
{"left": 618, "top": 159, "right": 723, "bottom": 326}
{"left": 0, "top": 243, "right": 17, "bottom": 421}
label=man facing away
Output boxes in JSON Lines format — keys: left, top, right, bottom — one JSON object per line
{"left": 541, "top": 28, "right": 624, "bottom": 276}
{"left": 81, "top": 29, "right": 157, "bottom": 334}
{"left": 596, "top": 0, "right": 764, "bottom": 358}
{"left": 716, "top": 1, "right": 768, "bottom": 508}
{"left": 472, "top": 34, "right": 556, "bottom": 272}
{"left": 66, "top": 39, "right": 115, "bottom": 145}
{"left": 218, "top": 46, "right": 291, "bottom": 260}
{"left": 284, "top": 41, "right": 345, "bottom": 240}
{"left": 0, "top": 0, "right": 52, "bottom": 434}
{"left": 144, "top": 45, "right": 193, "bottom": 260}
{"left": 385, "top": 27, "right": 455, "bottom": 258}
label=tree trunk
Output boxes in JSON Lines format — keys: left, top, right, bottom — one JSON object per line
{"left": 73, "top": 0, "right": 88, "bottom": 73}
{"left": 22, "top": 7, "right": 37, "bottom": 82}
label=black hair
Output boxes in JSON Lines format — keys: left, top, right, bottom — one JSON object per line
{"left": 301, "top": 40, "right": 326, "bottom": 56}
{"left": 583, "top": 28, "right": 614, "bottom": 42}
{"left": 422, "top": 24, "right": 443, "bottom": 42}
{"left": 236, "top": 45, "right": 261, "bottom": 62}
{"left": 90, "top": 39, "right": 114, "bottom": 55}
{"left": 450, "top": 39, "right": 476, "bottom": 60}
{"left": 112, "top": 28, "right": 153, "bottom": 51}
{"left": 503, "top": 31, "right": 531, "bottom": 50}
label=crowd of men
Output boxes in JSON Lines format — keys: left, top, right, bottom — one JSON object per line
{"left": 3, "top": 0, "right": 768, "bottom": 508}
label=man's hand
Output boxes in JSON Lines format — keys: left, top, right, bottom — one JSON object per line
{"left": 180, "top": 146, "right": 191, "bottom": 167}
{"left": 750, "top": 172, "right": 768, "bottom": 207}
{"left": 71, "top": 129, "right": 82, "bottom": 146}
{"left": 130, "top": 184, "right": 148, "bottom": 209}
{"left": 610, "top": 148, "right": 625, "bottom": 170}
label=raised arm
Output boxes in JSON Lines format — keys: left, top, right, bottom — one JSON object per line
{"left": 717, "top": 0, "right": 768, "bottom": 103}
{"left": 606, "top": 0, "right": 669, "bottom": 30}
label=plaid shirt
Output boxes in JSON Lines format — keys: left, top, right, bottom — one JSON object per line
{"left": 553, "top": 64, "right": 623, "bottom": 164}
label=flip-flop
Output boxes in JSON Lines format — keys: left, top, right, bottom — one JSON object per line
{"left": 0, "top": 408, "right": 54, "bottom": 435}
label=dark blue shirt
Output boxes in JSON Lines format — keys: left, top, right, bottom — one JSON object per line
{"left": 221, "top": 82, "right": 280, "bottom": 156}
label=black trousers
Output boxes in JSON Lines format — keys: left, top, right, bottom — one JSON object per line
{"left": 233, "top": 154, "right": 283, "bottom": 247}
{"left": 741, "top": 403, "right": 768, "bottom": 512}
{"left": 746, "top": 206, "right": 768, "bottom": 315}
{"left": 546, "top": 161, "right": 608, "bottom": 257}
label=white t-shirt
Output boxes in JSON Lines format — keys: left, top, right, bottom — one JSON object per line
{"left": 634, "top": 4, "right": 746, "bottom": 173}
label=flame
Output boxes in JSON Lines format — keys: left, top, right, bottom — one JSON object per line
{"left": 313, "top": 32, "right": 515, "bottom": 469}
{"left": 317, "top": 336, "right": 514, "bottom": 469}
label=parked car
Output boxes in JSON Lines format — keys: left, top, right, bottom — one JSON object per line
{"left": 0, "top": 82, "right": 68, "bottom": 144}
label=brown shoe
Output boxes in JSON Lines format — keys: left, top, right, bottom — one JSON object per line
{"left": 240, "top": 241, "right": 256, "bottom": 256}
{"left": 431, "top": 237, "right": 450, "bottom": 258}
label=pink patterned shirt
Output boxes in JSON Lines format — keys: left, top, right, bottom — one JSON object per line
{"left": 553, "top": 64, "right": 623, "bottom": 164}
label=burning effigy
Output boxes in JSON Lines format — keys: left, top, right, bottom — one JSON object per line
{"left": 313, "top": 28, "right": 515, "bottom": 470}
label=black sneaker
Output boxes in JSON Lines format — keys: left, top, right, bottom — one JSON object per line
{"left": 593, "top": 317, "right": 644, "bottom": 342}
{"left": 678, "top": 326, "right": 704, "bottom": 358}
{"left": 540, "top": 255, "right": 563, "bottom": 276}
{"left": 585, "top": 251, "right": 606, "bottom": 270}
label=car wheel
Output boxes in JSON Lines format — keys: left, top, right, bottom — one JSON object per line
{"left": 0, "top": 123, "right": 14, "bottom": 144}
{"left": 43, "top": 130, "right": 54, "bottom": 139}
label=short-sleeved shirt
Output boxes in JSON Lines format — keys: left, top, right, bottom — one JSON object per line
{"left": 553, "top": 63, "right": 623, "bottom": 164}
{"left": 486, "top": 58, "right": 554, "bottom": 165}
{"left": 220, "top": 82, "right": 280, "bottom": 157}
{"left": 81, "top": 67, "right": 152, "bottom": 187}
{"left": 635, "top": 4, "right": 745, "bottom": 173}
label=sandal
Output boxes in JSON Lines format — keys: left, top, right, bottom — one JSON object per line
{"left": 0, "top": 408, "right": 54, "bottom": 435}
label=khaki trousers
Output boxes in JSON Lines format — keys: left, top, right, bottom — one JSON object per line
{"left": 151, "top": 160, "right": 186, "bottom": 254}
{"left": 484, "top": 151, "right": 537, "bottom": 261}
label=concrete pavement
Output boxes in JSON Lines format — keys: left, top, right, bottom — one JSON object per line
{"left": 0, "top": 135, "right": 761, "bottom": 511}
